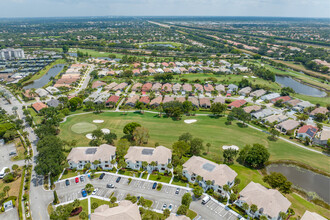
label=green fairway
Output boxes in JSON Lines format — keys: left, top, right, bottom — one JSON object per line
{"left": 69, "top": 48, "right": 129, "bottom": 58}
{"left": 59, "top": 112, "right": 329, "bottom": 172}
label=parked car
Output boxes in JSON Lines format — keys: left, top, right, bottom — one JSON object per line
{"left": 202, "top": 195, "right": 210, "bottom": 204}
{"left": 175, "top": 188, "right": 180, "bottom": 194}
{"left": 65, "top": 179, "right": 70, "bottom": 186}
{"left": 107, "top": 184, "right": 115, "bottom": 188}
{"left": 152, "top": 182, "right": 157, "bottom": 189}
{"left": 9, "top": 151, "right": 16, "bottom": 156}
{"left": 75, "top": 177, "right": 79, "bottom": 183}
{"left": 162, "top": 203, "right": 167, "bottom": 211}
{"left": 0, "top": 167, "right": 8, "bottom": 179}
{"left": 81, "top": 189, "right": 87, "bottom": 197}
{"left": 116, "top": 177, "right": 121, "bottom": 183}
{"left": 99, "top": 173, "right": 105, "bottom": 180}
{"left": 92, "top": 188, "right": 98, "bottom": 195}
{"left": 168, "top": 204, "right": 173, "bottom": 211}
{"left": 80, "top": 176, "right": 84, "bottom": 182}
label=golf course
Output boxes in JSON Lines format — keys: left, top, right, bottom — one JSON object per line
{"left": 59, "top": 111, "right": 329, "bottom": 173}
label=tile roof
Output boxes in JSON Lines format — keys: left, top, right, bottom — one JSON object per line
{"left": 32, "top": 102, "right": 47, "bottom": 112}
{"left": 91, "top": 200, "right": 141, "bottom": 220}
{"left": 125, "top": 146, "right": 172, "bottom": 164}
{"left": 150, "top": 96, "right": 163, "bottom": 106}
{"left": 310, "top": 107, "right": 328, "bottom": 116}
{"left": 163, "top": 96, "right": 175, "bottom": 103}
{"left": 297, "top": 125, "right": 318, "bottom": 138}
{"left": 228, "top": 99, "right": 247, "bottom": 108}
{"left": 67, "top": 144, "right": 116, "bottom": 164}
{"left": 301, "top": 211, "right": 327, "bottom": 220}
{"left": 139, "top": 96, "right": 150, "bottom": 104}
{"left": 106, "top": 95, "right": 120, "bottom": 104}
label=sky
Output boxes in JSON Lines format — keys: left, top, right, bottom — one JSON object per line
{"left": 0, "top": 0, "right": 329, "bottom": 18}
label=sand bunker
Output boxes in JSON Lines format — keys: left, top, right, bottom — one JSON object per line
{"left": 101, "top": 128, "right": 110, "bottom": 134}
{"left": 243, "top": 76, "right": 248, "bottom": 78}
{"left": 222, "top": 145, "right": 239, "bottom": 151}
{"left": 86, "top": 133, "right": 95, "bottom": 140}
{"left": 184, "top": 119, "right": 197, "bottom": 124}
{"left": 93, "top": 120, "right": 104, "bottom": 123}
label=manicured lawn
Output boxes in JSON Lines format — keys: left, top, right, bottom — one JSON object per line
{"left": 90, "top": 197, "right": 110, "bottom": 213}
{"left": 11, "top": 138, "right": 26, "bottom": 161}
{"left": 79, "top": 198, "right": 89, "bottom": 214}
{"left": 149, "top": 174, "right": 172, "bottom": 183}
{"left": 59, "top": 112, "right": 329, "bottom": 172}
{"left": 60, "top": 169, "right": 83, "bottom": 180}
{"left": 69, "top": 48, "right": 126, "bottom": 58}
{"left": 141, "top": 173, "right": 148, "bottom": 179}
{"left": 187, "top": 209, "right": 198, "bottom": 219}
{"left": 171, "top": 176, "right": 187, "bottom": 187}
{"left": 145, "top": 199, "right": 153, "bottom": 208}
{"left": 286, "top": 193, "right": 329, "bottom": 219}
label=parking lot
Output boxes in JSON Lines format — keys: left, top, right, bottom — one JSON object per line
{"left": 55, "top": 173, "right": 238, "bottom": 219}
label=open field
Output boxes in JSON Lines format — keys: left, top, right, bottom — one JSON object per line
{"left": 23, "top": 59, "right": 66, "bottom": 86}
{"left": 68, "top": 48, "right": 129, "bottom": 59}
{"left": 59, "top": 112, "right": 329, "bottom": 172}
{"left": 138, "top": 41, "right": 183, "bottom": 47}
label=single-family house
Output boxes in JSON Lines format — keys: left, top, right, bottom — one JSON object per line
{"left": 188, "top": 96, "right": 199, "bottom": 108}
{"left": 139, "top": 96, "right": 150, "bottom": 105}
{"left": 204, "top": 84, "right": 214, "bottom": 93}
{"left": 182, "top": 156, "right": 237, "bottom": 192}
{"left": 243, "top": 105, "right": 261, "bottom": 114}
{"left": 148, "top": 68, "right": 156, "bottom": 74}
{"left": 294, "top": 101, "right": 315, "bottom": 112}
{"left": 94, "top": 93, "right": 110, "bottom": 104}
{"left": 142, "top": 83, "right": 153, "bottom": 92}
{"left": 150, "top": 96, "right": 162, "bottom": 107}
{"left": 172, "top": 83, "right": 182, "bottom": 94}
{"left": 238, "top": 87, "right": 252, "bottom": 96}
{"left": 182, "top": 84, "right": 192, "bottom": 93}
{"left": 163, "top": 68, "right": 172, "bottom": 73}
{"left": 131, "top": 83, "right": 143, "bottom": 92}
{"left": 263, "top": 114, "right": 288, "bottom": 124}
{"left": 106, "top": 95, "right": 120, "bottom": 107}
{"left": 161, "top": 62, "right": 169, "bottom": 67}
{"left": 125, "top": 95, "right": 139, "bottom": 107}
{"left": 91, "top": 200, "right": 141, "bottom": 220}
{"left": 194, "top": 84, "right": 204, "bottom": 93}
{"left": 45, "top": 86, "right": 60, "bottom": 95}
{"left": 199, "top": 98, "right": 211, "bottom": 108}
{"left": 172, "top": 67, "right": 181, "bottom": 74}
{"left": 286, "top": 99, "right": 301, "bottom": 108}
{"left": 151, "top": 83, "right": 162, "bottom": 92}
{"left": 213, "top": 96, "right": 225, "bottom": 104}
{"left": 236, "top": 182, "right": 291, "bottom": 220}
{"left": 32, "top": 102, "right": 47, "bottom": 113}
{"left": 277, "top": 119, "right": 300, "bottom": 134}
{"left": 215, "top": 84, "right": 225, "bottom": 93}
{"left": 270, "top": 96, "right": 291, "bottom": 104}
{"left": 261, "top": 93, "right": 280, "bottom": 101}
{"left": 176, "top": 97, "right": 186, "bottom": 103}
{"left": 162, "top": 83, "right": 172, "bottom": 93}
{"left": 250, "top": 89, "right": 266, "bottom": 98}
{"left": 313, "top": 129, "right": 330, "bottom": 146}
{"left": 132, "top": 69, "right": 140, "bottom": 76}
{"left": 251, "top": 108, "right": 273, "bottom": 119}
{"left": 47, "top": 99, "right": 60, "bottom": 108}
{"left": 310, "top": 107, "right": 328, "bottom": 117}
{"left": 228, "top": 99, "right": 247, "bottom": 109}
{"left": 112, "top": 82, "right": 128, "bottom": 91}
{"left": 92, "top": 81, "right": 106, "bottom": 89}
{"left": 35, "top": 88, "right": 48, "bottom": 97}
{"left": 104, "top": 82, "right": 117, "bottom": 91}
{"left": 163, "top": 96, "right": 174, "bottom": 103}
{"left": 67, "top": 144, "right": 116, "bottom": 170}
{"left": 296, "top": 125, "right": 318, "bottom": 139}
{"left": 125, "top": 146, "right": 172, "bottom": 173}
{"left": 227, "top": 84, "right": 238, "bottom": 93}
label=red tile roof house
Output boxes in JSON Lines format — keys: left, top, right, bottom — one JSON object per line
{"left": 194, "top": 84, "right": 204, "bottom": 93}
{"left": 32, "top": 102, "right": 47, "bottom": 113}
{"left": 179, "top": 67, "right": 188, "bottom": 74}
{"left": 142, "top": 83, "right": 152, "bottom": 92}
{"left": 163, "top": 96, "right": 174, "bottom": 103}
{"left": 150, "top": 96, "right": 163, "bottom": 107}
{"left": 139, "top": 96, "right": 150, "bottom": 105}
{"left": 133, "top": 63, "right": 140, "bottom": 68}
{"left": 132, "top": 69, "right": 140, "bottom": 76}
{"left": 161, "top": 62, "right": 169, "bottom": 67}
{"left": 163, "top": 68, "right": 172, "bottom": 73}
{"left": 106, "top": 95, "right": 120, "bottom": 107}
{"left": 270, "top": 96, "right": 291, "bottom": 104}
{"left": 204, "top": 84, "right": 214, "bottom": 93}
{"left": 148, "top": 68, "right": 156, "bottom": 74}
{"left": 188, "top": 96, "right": 199, "bottom": 108}
{"left": 228, "top": 99, "right": 247, "bottom": 109}
{"left": 176, "top": 97, "right": 186, "bottom": 103}
{"left": 162, "top": 83, "right": 172, "bottom": 93}
{"left": 296, "top": 125, "right": 318, "bottom": 140}
{"left": 199, "top": 98, "right": 211, "bottom": 108}
{"left": 168, "top": 62, "right": 176, "bottom": 67}
{"left": 182, "top": 84, "right": 192, "bottom": 92}
{"left": 92, "top": 81, "right": 107, "bottom": 89}
{"left": 310, "top": 107, "right": 329, "bottom": 116}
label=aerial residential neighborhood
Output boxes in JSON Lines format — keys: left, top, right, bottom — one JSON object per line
{"left": 0, "top": 1, "right": 329, "bottom": 220}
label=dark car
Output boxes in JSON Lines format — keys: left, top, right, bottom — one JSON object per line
{"left": 80, "top": 176, "right": 84, "bottom": 182}
{"left": 65, "top": 179, "right": 70, "bottom": 186}
{"left": 99, "top": 173, "right": 105, "bottom": 180}
{"left": 107, "top": 184, "right": 115, "bottom": 188}
{"left": 81, "top": 189, "right": 87, "bottom": 197}
{"left": 152, "top": 182, "right": 157, "bottom": 189}
{"left": 9, "top": 152, "right": 16, "bottom": 156}
{"left": 116, "top": 177, "right": 121, "bottom": 183}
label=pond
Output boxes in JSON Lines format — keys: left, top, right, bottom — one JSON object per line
{"left": 275, "top": 75, "right": 327, "bottom": 97}
{"left": 23, "top": 64, "right": 65, "bottom": 89}
{"left": 267, "top": 164, "right": 330, "bottom": 203}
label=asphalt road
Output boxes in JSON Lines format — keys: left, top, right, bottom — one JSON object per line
{"left": 55, "top": 173, "right": 238, "bottom": 220}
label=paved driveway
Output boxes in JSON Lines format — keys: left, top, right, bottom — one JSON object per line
{"left": 0, "top": 143, "right": 25, "bottom": 171}
{"left": 0, "top": 207, "right": 19, "bottom": 220}
{"left": 55, "top": 173, "right": 238, "bottom": 220}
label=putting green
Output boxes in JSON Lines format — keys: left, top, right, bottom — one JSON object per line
{"left": 71, "top": 122, "right": 97, "bottom": 134}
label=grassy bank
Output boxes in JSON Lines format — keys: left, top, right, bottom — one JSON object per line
{"left": 59, "top": 112, "right": 329, "bottom": 173}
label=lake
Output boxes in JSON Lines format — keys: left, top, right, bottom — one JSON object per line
{"left": 267, "top": 164, "right": 330, "bottom": 203}
{"left": 275, "top": 75, "right": 327, "bottom": 97}
{"left": 23, "top": 64, "right": 65, "bottom": 89}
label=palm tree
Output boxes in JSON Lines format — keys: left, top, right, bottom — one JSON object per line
{"left": 242, "top": 203, "right": 249, "bottom": 213}
{"left": 3, "top": 186, "right": 10, "bottom": 197}
{"left": 25, "top": 155, "right": 32, "bottom": 165}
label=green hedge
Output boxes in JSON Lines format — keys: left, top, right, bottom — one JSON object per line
{"left": 18, "top": 167, "right": 26, "bottom": 219}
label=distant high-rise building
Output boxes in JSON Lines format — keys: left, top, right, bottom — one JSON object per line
{"left": 0, "top": 48, "right": 25, "bottom": 60}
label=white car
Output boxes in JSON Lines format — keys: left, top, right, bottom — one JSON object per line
{"left": 92, "top": 188, "right": 99, "bottom": 195}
